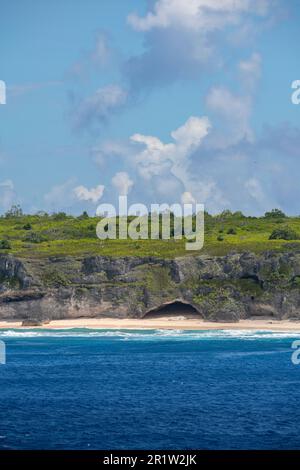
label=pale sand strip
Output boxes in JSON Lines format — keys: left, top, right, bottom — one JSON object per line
{"left": 1, "top": 317, "right": 300, "bottom": 331}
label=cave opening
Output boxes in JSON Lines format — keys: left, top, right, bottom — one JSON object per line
{"left": 144, "top": 300, "right": 202, "bottom": 319}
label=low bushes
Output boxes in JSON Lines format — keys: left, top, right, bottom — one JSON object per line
{"left": 0, "top": 239, "right": 11, "bottom": 249}
{"left": 269, "top": 227, "right": 300, "bottom": 241}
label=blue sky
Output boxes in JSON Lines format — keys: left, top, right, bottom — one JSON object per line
{"left": 0, "top": 0, "right": 300, "bottom": 215}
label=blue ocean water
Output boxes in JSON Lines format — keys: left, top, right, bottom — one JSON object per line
{"left": 0, "top": 328, "right": 300, "bottom": 450}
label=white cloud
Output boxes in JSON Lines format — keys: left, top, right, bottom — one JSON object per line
{"left": 128, "top": 0, "right": 270, "bottom": 32}
{"left": 72, "top": 84, "right": 127, "bottom": 130}
{"left": 171, "top": 116, "right": 211, "bottom": 149}
{"left": 181, "top": 191, "right": 195, "bottom": 204}
{"left": 112, "top": 172, "right": 134, "bottom": 195}
{"left": 44, "top": 179, "right": 105, "bottom": 212}
{"left": 131, "top": 134, "right": 173, "bottom": 179}
{"left": 186, "top": 179, "right": 230, "bottom": 214}
{"left": 93, "top": 86, "right": 300, "bottom": 215}
{"left": 125, "top": 0, "right": 276, "bottom": 91}
{"left": 130, "top": 116, "right": 211, "bottom": 180}
{"left": 74, "top": 184, "right": 105, "bottom": 203}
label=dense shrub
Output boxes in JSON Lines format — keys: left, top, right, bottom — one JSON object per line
{"left": 78, "top": 211, "right": 89, "bottom": 220}
{"left": 23, "top": 223, "right": 32, "bottom": 230}
{"left": 51, "top": 212, "right": 68, "bottom": 221}
{"left": 264, "top": 208, "right": 286, "bottom": 219}
{"left": 217, "top": 235, "right": 224, "bottom": 241}
{"left": 227, "top": 227, "right": 237, "bottom": 235}
{"left": 269, "top": 227, "right": 299, "bottom": 240}
{"left": 0, "top": 239, "right": 11, "bottom": 249}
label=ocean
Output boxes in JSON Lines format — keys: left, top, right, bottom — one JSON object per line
{"left": 0, "top": 328, "right": 300, "bottom": 450}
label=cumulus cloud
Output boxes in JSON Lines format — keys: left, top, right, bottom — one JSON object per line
{"left": 181, "top": 191, "right": 195, "bottom": 204}
{"left": 71, "top": 84, "right": 127, "bottom": 131}
{"left": 125, "top": 0, "right": 274, "bottom": 89}
{"left": 44, "top": 179, "right": 105, "bottom": 212}
{"left": 74, "top": 184, "right": 105, "bottom": 203}
{"left": 88, "top": 116, "right": 300, "bottom": 215}
{"left": 128, "top": 0, "right": 269, "bottom": 32}
{"left": 112, "top": 172, "right": 133, "bottom": 195}
{"left": 96, "top": 78, "right": 300, "bottom": 215}
{"left": 130, "top": 116, "right": 211, "bottom": 181}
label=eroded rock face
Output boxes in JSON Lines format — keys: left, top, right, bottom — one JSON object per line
{"left": 0, "top": 256, "right": 32, "bottom": 290}
{"left": 1, "top": 251, "right": 300, "bottom": 323}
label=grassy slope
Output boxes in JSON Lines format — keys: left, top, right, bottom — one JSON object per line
{"left": 0, "top": 213, "right": 300, "bottom": 259}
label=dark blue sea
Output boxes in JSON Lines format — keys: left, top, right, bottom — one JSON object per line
{"left": 0, "top": 328, "right": 300, "bottom": 450}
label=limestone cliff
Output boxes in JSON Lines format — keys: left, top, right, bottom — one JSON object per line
{"left": 1, "top": 251, "right": 300, "bottom": 323}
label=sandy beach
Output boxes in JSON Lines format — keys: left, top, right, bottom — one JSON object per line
{"left": 1, "top": 317, "right": 300, "bottom": 331}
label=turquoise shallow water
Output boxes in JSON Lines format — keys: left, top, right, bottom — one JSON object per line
{"left": 0, "top": 328, "right": 300, "bottom": 449}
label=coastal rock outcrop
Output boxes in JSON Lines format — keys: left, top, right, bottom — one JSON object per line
{"left": 1, "top": 251, "right": 300, "bottom": 323}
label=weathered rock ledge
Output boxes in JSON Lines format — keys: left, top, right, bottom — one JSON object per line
{"left": 1, "top": 251, "right": 300, "bottom": 323}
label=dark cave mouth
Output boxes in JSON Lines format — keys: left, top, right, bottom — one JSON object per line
{"left": 144, "top": 300, "right": 202, "bottom": 319}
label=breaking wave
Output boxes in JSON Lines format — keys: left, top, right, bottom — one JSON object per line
{"left": 1, "top": 328, "right": 300, "bottom": 341}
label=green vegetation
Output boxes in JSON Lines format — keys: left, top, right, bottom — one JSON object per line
{"left": 264, "top": 208, "right": 286, "bottom": 219}
{"left": 23, "top": 232, "right": 48, "bottom": 243}
{"left": 40, "top": 269, "right": 71, "bottom": 287}
{"left": 0, "top": 239, "right": 11, "bottom": 250}
{"left": 144, "top": 265, "right": 174, "bottom": 293}
{"left": 0, "top": 207, "right": 300, "bottom": 259}
{"left": 269, "top": 227, "right": 300, "bottom": 241}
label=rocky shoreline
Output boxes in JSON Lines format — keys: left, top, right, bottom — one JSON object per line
{"left": 1, "top": 251, "right": 300, "bottom": 324}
